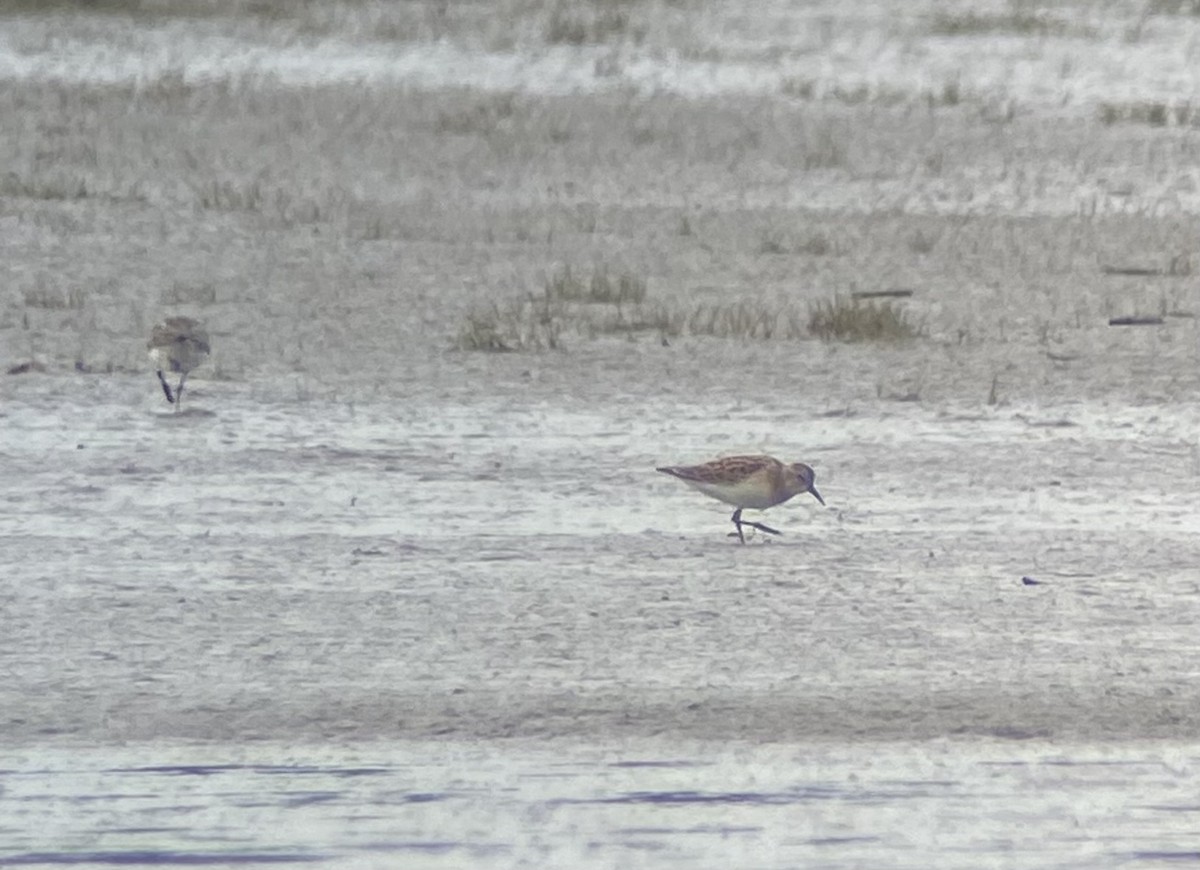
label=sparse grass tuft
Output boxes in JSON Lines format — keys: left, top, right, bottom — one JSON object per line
{"left": 1097, "top": 100, "right": 1198, "bottom": 127}
{"left": 461, "top": 281, "right": 917, "bottom": 350}
{"left": 457, "top": 264, "right": 652, "bottom": 351}
{"left": 0, "top": 0, "right": 310, "bottom": 23}
{"left": 543, "top": 265, "right": 647, "bottom": 305}
{"left": 1146, "top": 0, "right": 1200, "bottom": 13}
{"left": 572, "top": 207, "right": 598, "bottom": 233}
{"left": 796, "top": 232, "right": 835, "bottom": 256}
{"left": 685, "top": 303, "right": 803, "bottom": 340}
{"left": 455, "top": 296, "right": 564, "bottom": 352}
{"left": 0, "top": 0, "right": 181, "bottom": 15}
{"left": 0, "top": 172, "right": 92, "bottom": 201}
{"left": 586, "top": 303, "right": 681, "bottom": 337}
{"left": 545, "top": 3, "right": 642, "bottom": 45}
{"left": 907, "top": 229, "right": 938, "bottom": 254}
{"left": 807, "top": 297, "right": 919, "bottom": 342}
{"left": 23, "top": 286, "right": 86, "bottom": 310}
{"left": 194, "top": 178, "right": 265, "bottom": 212}
{"left": 542, "top": 266, "right": 588, "bottom": 301}
{"left": 932, "top": 78, "right": 961, "bottom": 107}
{"left": 455, "top": 307, "right": 517, "bottom": 352}
{"left": 435, "top": 93, "right": 518, "bottom": 136}
{"left": 781, "top": 77, "right": 817, "bottom": 100}
{"left": 801, "top": 124, "right": 850, "bottom": 169}
{"left": 929, "top": 11, "right": 1080, "bottom": 37}
{"left": 759, "top": 231, "right": 838, "bottom": 256}
{"left": 191, "top": 178, "right": 336, "bottom": 225}
{"left": 161, "top": 282, "right": 218, "bottom": 305}
{"left": 784, "top": 76, "right": 966, "bottom": 110}
{"left": 758, "top": 232, "right": 789, "bottom": 255}
{"left": 829, "top": 84, "right": 872, "bottom": 106}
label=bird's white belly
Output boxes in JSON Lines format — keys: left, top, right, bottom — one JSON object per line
{"left": 148, "top": 346, "right": 203, "bottom": 373}
{"left": 684, "top": 477, "right": 785, "bottom": 510}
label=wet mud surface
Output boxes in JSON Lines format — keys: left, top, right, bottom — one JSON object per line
{"left": 4, "top": 364, "right": 1200, "bottom": 867}
{"left": 5, "top": 362, "right": 1200, "bottom": 747}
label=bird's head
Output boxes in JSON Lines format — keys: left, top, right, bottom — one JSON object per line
{"left": 788, "top": 462, "right": 825, "bottom": 506}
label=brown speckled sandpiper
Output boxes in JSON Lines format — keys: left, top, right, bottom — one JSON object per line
{"left": 657, "top": 454, "right": 825, "bottom": 543}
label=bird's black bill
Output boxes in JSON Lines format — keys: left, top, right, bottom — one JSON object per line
{"left": 810, "top": 486, "right": 825, "bottom": 506}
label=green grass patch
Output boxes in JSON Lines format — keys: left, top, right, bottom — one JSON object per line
{"left": 435, "top": 93, "right": 518, "bottom": 136}
{"left": 161, "top": 282, "right": 218, "bottom": 305}
{"left": 800, "top": 124, "right": 850, "bottom": 169}
{"left": 758, "top": 233, "right": 788, "bottom": 255}
{"left": 907, "top": 229, "right": 938, "bottom": 254}
{"left": 0, "top": 0, "right": 152, "bottom": 14}
{"left": 23, "top": 286, "right": 86, "bottom": 310}
{"left": 0, "top": 0, "right": 283, "bottom": 20}
{"left": 783, "top": 77, "right": 967, "bottom": 110}
{"left": 459, "top": 270, "right": 923, "bottom": 351}
{"left": 0, "top": 172, "right": 93, "bottom": 201}
{"left": 781, "top": 77, "right": 817, "bottom": 100}
{"left": 191, "top": 179, "right": 334, "bottom": 224}
{"left": 584, "top": 303, "right": 680, "bottom": 337}
{"left": 685, "top": 303, "right": 803, "bottom": 340}
{"left": 928, "top": 11, "right": 1082, "bottom": 37}
{"left": 807, "top": 297, "right": 919, "bottom": 342}
{"left": 930, "top": 78, "right": 962, "bottom": 107}
{"left": 456, "top": 264, "right": 651, "bottom": 351}
{"left": 455, "top": 296, "right": 564, "bottom": 352}
{"left": 1146, "top": 0, "right": 1200, "bottom": 13}
{"left": 544, "top": 3, "right": 643, "bottom": 45}
{"left": 759, "top": 231, "right": 839, "bottom": 256}
{"left": 543, "top": 265, "right": 647, "bottom": 305}
{"left": 194, "top": 179, "right": 266, "bottom": 212}
{"left": 1098, "top": 100, "right": 1199, "bottom": 127}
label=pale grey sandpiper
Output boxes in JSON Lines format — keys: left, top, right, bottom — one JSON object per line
{"left": 147, "top": 316, "right": 210, "bottom": 412}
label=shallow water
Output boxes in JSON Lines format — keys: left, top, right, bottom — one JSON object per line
{"left": 3, "top": 739, "right": 1200, "bottom": 869}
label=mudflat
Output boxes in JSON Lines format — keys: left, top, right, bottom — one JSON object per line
{"left": 2, "top": 2, "right": 1200, "bottom": 866}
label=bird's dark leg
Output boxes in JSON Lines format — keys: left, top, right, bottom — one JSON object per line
{"left": 175, "top": 372, "right": 188, "bottom": 412}
{"left": 729, "top": 507, "right": 781, "bottom": 541}
{"left": 156, "top": 370, "right": 175, "bottom": 404}
{"left": 743, "top": 519, "right": 782, "bottom": 537}
{"left": 730, "top": 508, "right": 746, "bottom": 544}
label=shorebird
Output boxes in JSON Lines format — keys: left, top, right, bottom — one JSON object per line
{"left": 656, "top": 454, "right": 825, "bottom": 543}
{"left": 147, "top": 317, "right": 210, "bottom": 412}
